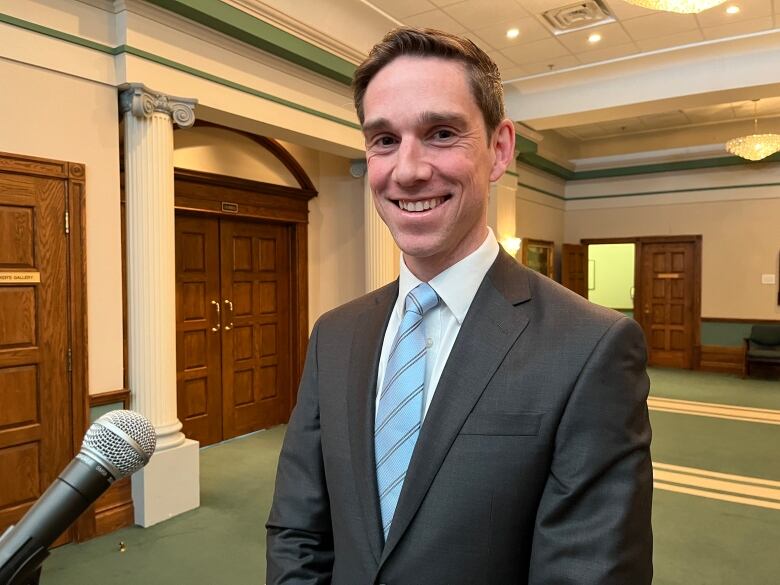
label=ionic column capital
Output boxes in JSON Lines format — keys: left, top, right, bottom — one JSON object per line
{"left": 119, "top": 83, "right": 197, "bottom": 128}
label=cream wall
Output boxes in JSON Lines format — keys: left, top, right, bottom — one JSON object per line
{"left": 515, "top": 163, "right": 566, "bottom": 278}
{"left": 0, "top": 59, "right": 124, "bottom": 394}
{"left": 566, "top": 193, "right": 780, "bottom": 321}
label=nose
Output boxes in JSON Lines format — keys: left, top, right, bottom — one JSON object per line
{"left": 392, "top": 139, "right": 432, "bottom": 187}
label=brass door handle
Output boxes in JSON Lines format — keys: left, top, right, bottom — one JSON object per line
{"left": 211, "top": 300, "right": 221, "bottom": 332}
{"left": 223, "top": 299, "right": 234, "bottom": 331}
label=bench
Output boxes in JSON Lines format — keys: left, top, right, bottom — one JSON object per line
{"left": 744, "top": 324, "right": 780, "bottom": 379}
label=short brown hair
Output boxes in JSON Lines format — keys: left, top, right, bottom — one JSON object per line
{"left": 352, "top": 27, "right": 505, "bottom": 136}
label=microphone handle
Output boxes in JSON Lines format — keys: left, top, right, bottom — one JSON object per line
{"left": 0, "top": 455, "right": 114, "bottom": 584}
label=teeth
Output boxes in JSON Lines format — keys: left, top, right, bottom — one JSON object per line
{"left": 399, "top": 197, "right": 444, "bottom": 212}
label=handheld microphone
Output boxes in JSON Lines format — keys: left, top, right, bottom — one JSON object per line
{"left": 0, "top": 410, "right": 156, "bottom": 585}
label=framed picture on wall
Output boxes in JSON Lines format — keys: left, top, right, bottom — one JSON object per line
{"left": 521, "top": 238, "right": 555, "bottom": 280}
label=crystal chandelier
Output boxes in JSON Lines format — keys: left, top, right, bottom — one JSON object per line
{"left": 622, "top": 0, "right": 727, "bottom": 13}
{"left": 725, "top": 101, "right": 780, "bottom": 162}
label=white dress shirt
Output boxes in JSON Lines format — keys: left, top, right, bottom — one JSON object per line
{"left": 375, "top": 228, "right": 500, "bottom": 419}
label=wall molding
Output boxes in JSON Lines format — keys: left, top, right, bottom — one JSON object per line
{"left": 702, "top": 317, "right": 780, "bottom": 324}
{"left": 698, "top": 345, "right": 744, "bottom": 375}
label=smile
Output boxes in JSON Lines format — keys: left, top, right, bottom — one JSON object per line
{"left": 396, "top": 195, "right": 449, "bottom": 212}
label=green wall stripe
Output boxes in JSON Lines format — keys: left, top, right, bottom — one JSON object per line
{"left": 701, "top": 322, "right": 755, "bottom": 347}
{"left": 0, "top": 12, "right": 361, "bottom": 132}
{"left": 518, "top": 148, "right": 780, "bottom": 181}
{"left": 0, "top": 12, "right": 118, "bottom": 54}
{"left": 516, "top": 181, "right": 566, "bottom": 201}
{"left": 121, "top": 46, "right": 361, "bottom": 130}
{"left": 144, "top": 0, "right": 355, "bottom": 85}
{"left": 567, "top": 181, "right": 780, "bottom": 202}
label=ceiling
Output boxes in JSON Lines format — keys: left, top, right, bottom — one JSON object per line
{"left": 224, "top": 0, "right": 780, "bottom": 163}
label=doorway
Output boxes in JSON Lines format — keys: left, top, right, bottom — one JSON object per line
{"left": 175, "top": 214, "right": 293, "bottom": 446}
{"left": 571, "top": 236, "right": 702, "bottom": 369}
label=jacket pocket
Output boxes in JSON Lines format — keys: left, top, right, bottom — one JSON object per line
{"left": 459, "top": 411, "right": 543, "bottom": 436}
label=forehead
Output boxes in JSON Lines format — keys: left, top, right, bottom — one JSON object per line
{"left": 362, "top": 56, "right": 478, "bottom": 123}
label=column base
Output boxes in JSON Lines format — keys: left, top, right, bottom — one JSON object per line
{"left": 131, "top": 438, "right": 200, "bottom": 527}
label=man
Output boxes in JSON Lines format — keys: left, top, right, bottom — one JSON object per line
{"left": 267, "top": 27, "right": 652, "bottom": 585}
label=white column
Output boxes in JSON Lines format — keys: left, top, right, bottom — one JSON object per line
{"left": 120, "top": 83, "right": 200, "bottom": 527}
{"left": 363, "top": 175, "right": 396, "bottom": 292}
{"left": 488, "top": 168, "right": 519, "bottom": 257}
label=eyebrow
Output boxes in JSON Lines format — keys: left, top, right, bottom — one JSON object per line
{"left": 362, "top": 111, "right": 469, "bottom": 137}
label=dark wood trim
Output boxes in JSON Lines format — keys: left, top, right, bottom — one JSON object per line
{"left": 702, "top": 317, "right": 780, "bottom": 324}
{"left": 175, "top": 167, "right": 317, "bottom": 202}
{"left": 89, "top": 388, "right": 131, "bottom": 408}
{"left": 698, "top": 345, "right": 744, "bottom": 375}
{"left": 581, "top": 237, "right": 640, "bottom": 245}
{"left": 291, "top": 223, "right": 309, "bottom": 407}
{"left": 0, "top": 151, "right": 71, "bottom": 178}
{"left": 185, "top": 120, "right": 317, "bottom": 192}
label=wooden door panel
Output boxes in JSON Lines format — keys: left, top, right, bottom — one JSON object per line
{"left": 221, "top": 220, "right": 291, "bottom": 439}
{"left": 0, "top": 173, "right": 70, "bottom": 538}
{"left": 640, "top": 242, "right": 695, "bottom": 368}
{"left": 175, "top": 215, "right": 222, "bottom": 446}
{"left": 561, "top": 243, "right": 587, "bottom": 298}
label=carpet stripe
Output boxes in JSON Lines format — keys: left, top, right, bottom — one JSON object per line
{"left": 648, "top": 397, "right": 780, "bottom": 425}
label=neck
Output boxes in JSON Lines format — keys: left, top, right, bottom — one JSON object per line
{"left": 403, "top": 226, "right": 489, "bottom": 282}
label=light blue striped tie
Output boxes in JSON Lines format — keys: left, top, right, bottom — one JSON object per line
{"left": 375, "top": 282, "right": 439, "bottom": 541}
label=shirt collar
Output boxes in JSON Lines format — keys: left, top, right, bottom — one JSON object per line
{"left": 397, "top": 228, "right": 500, "bottom": 324}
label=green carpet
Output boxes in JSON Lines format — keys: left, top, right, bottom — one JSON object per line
{"left": 42, "top": 368, "right": 779, "bottom": 584}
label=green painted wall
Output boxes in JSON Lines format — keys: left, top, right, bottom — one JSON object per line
{"left": 700, "top": 322, "right": 755, "bottom": 347}
{"left": 588, "top": 244, "right": 635, "bottom": 310}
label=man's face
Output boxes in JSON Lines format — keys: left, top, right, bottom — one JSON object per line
{"left": 361, "top": 56, "right": 508, "bottom": 279}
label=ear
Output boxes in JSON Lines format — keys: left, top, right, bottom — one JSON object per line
{"left": 489, "top": 119, "right": 516, "bottom": 182}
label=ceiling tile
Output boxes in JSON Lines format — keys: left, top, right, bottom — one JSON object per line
{"left": 500, "top": 65, "right": 531, "bottom": 80}
{"left": 369, "top": 0, "right": 437, "bottom": 19}
{"left": 576, "top": 42, "right": 641, "bottom": 64}
{"left": 403, "top": 9, "right": 467, "bottom": 33}
{"left": 466, "top": 33, "right": 498, "bottom": 53}
{"left": 601, "top": 0, "right": 658, "bottom": 20}
{"left": 556, "top": 22, "right": 632, "bottom": 53}
{"left": 501, "top": 36, "right": 570, "bottom": 65}
{"left": 471, "top": 16, "right": 552, "bottom": 50}
{"left": 756, "top": 96, "right": 780, "bottom": 114}
{"left": 635, "top": 29, "right": 704, "bottom": 51}
{"left": 445, "top": 0, "right": 529, "bottom": 30}
{"left": 701, "top": 15, "right": 774, "bottom": 39}
{"left": 621, "top": 12, "right": 699, "bottom": 41}
{"left": 487, "top": 50, "right": 519, "bottom": 69}
{"left": 695, "top": 0, "right": 773, "bottom": 27}
{"left": 523, "top": 55, "right": 581, "bottom": 74}
{"left": 428, "top": 0, "right": 468, "bottom": 6}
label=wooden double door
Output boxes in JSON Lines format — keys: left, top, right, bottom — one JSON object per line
{"left": 175, "top": 214, "right": 292, "bottom": 446}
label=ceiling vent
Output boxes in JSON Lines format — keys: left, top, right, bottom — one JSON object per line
{"left": 542, "top": 0, "right": 615, "bottom": 34}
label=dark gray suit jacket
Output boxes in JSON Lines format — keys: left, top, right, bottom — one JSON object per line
{"left": 267, "top": 250, "right": 653, "bottom": 584}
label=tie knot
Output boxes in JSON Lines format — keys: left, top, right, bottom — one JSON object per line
{"left": 405, "top": 282, "right": 439, "bottom": 316}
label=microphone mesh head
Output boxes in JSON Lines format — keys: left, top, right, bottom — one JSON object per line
{"left": 82, "top": 410, "right": 157, "bottom": 478}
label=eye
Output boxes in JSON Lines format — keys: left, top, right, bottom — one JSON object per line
{"left": 431, "top": 128, "right": 456, "bottom": 142}
{"left": 370, "top": 135, "right": 397, "bottom": 149}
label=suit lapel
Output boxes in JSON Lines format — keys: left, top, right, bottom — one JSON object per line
{"left": 379, "top": 251, "right": 532, "bottom": 566}
{"left": 346, "top": 281, "right": 398, "bottom": 564}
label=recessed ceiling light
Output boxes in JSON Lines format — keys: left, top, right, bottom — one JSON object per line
{"left": 506, "top": 28, "right": 520, "bottom": 39}
{"left": 588, "top": 33, "right": 602, "bottom": 43}
{"left": 725, "top": 5, "right": 740, "bottom": 14}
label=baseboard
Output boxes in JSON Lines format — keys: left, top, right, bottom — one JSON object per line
{"left": 698, "top": 345, "right": 744, "bottom": 375}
